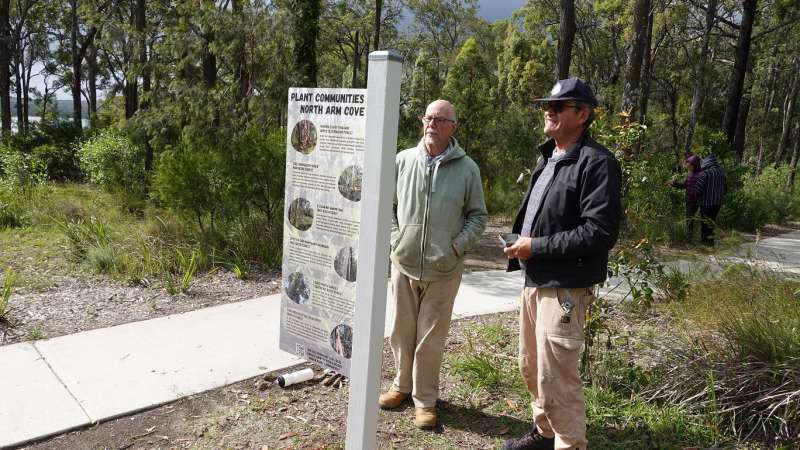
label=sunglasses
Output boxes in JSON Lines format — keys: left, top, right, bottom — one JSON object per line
{"left": 539, "top": 102, "right": 579, "bottom": 113}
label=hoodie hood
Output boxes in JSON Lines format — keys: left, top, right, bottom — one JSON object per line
{"left": 701, "top": 155, "right": 719, "bottom": 170}
{"left": 416, "top": 137, "right": 466, "bottom": 193}
{"left": 686, "top": 155, "right": 701, "bottom": 171}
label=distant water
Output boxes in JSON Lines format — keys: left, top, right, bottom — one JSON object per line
{"left": 11, "top": 116, "right": 91, "bottom": 132}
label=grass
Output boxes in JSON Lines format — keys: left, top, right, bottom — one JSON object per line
{"left": 0, "top": 183, "right": 282, "bottom": 294}
{"left": 1, "top": 268, "right": 14, "bottom": 322}
{"left": 642, "top": 267, "right": 800, "bottom": 444}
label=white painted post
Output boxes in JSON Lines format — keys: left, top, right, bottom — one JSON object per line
{"left": 345, "top": 50, "right": 402, "bottom": 450}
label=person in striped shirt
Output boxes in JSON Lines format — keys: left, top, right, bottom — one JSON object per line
{"left": 694, "top": 155, "right": 727, "bottom": 246}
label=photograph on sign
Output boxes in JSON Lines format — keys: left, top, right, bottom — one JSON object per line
{"left": 279, "top": 87, "right": 368, "bottom": 377}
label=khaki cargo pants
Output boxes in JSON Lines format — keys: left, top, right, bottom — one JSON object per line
{"left": 519, "top": 286, "right": 592, "bottom": 450}
{"left": 389, "top": 266, "right": 462, "bottom": 408}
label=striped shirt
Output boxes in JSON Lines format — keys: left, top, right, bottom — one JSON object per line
{"left": 695, "top": 156, "right": 727, "bottom": 206}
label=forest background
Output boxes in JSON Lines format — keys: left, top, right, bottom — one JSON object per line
{"left": 1, "top": 0, "right": 800, "bottom": 244}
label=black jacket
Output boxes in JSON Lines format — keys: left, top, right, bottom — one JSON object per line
{"left": 508, "top": 132, "right": 622, "bottom": 288}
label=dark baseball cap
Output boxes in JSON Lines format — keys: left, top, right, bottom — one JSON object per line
{"left": 534, "top": 77, "right": 598, "bottom": 108}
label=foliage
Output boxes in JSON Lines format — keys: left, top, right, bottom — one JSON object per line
{"left": 719, "top": 164, "right": 800, "bottom": 231}
{"left": 0, "top": 269, "right": 14, "bottom": 323}
{"left": 31, "top": 143, "right": 81, "bottom": 181}
{"left": 152, "top": 128, "right": 285, "bottom": 233}
{"left": 77, "top": 129, "right": 145, "bottom": 198}
{"left": 0, "top": 143, "right": 48, "bottom": 188}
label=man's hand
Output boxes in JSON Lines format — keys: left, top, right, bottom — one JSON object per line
{"left": 504, "top": 237, "right": 532, "bottom": 260}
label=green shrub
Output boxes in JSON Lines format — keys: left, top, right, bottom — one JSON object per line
{"left": 152, "top": 128, "right": 285, "bottom": 234}
{"left": 0, "top": 201, "right": 22, "bottom": 228}
{"left": 0, "top": 145, "right": 48, "bottom": 188}
{"left": 719, "top": 165, "right": 800, "bottom": 231}
{"left": 31, "top": 143, "right": 81, "bottom": 181}
{"left": 78, "top": 129, "right": 145, "bottom": 197}
{"left": 86, "top": 246, "right": 119, "bottom": 274}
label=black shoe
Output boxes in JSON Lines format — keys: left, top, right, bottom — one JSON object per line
{"left": 503, "top": 428, "right": 555, "bottom": 450}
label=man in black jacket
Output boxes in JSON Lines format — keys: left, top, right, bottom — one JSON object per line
{"left": 502, "top": 78, "right": 622, "bottom": 450}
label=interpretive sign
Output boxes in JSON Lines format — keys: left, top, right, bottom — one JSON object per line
{"left": 279, "top": 87, "right": 368, "bottom": 377}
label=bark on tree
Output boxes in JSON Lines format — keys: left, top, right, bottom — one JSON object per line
{"left": 722, "top": 0, "right": 757, "bottom": 144}
{"left": 787, "top": 123, "right": 800, "bottom": 189}
{"left": 556, "top": 0, "right": 576, "bottom": 79}
{"left": 373, "top": 0, "right": 382, "bottom": 52}
{"left": 638, "top": 11, "right": 654, "bottom": 124}
{"left": 293, "top": 0, "right": 320, "bottom": 86}
{"left": 774, "top": 58, "right": 800, "bottom": 167}
{"left": 622, "top": 0, "right": 650, "bottom": 116}
{"left": 684, "top": 0, "right": 717, "bottom": 156}
{"left": 351, "top": 29, "right": 360, "bottom": 88}
{"left": 1, "top": 0, "right": 12, "bottom": 135}
{"left": 70, "top": 0, "right": 82, "bottom": 128}
{"left": 88, "top": 40, "right": 97, "bottom": 119}
{"left": 755, "top": 62, "right": 777, "bottom": 175}
{"left": 232, "top": 0, "right": 251, "bottom": 100}
{"left": 733, "top": 61, "right": 754, "bottom": 162}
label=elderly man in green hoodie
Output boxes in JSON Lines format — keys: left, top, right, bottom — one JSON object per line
{"left": 379, "top": 99, "right": 488, "bottom": 429}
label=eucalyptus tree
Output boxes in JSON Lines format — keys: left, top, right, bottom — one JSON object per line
{"left": 1, "top": 0, "right": 11, "bottom": 134}
{"left": 622, "top": 0, "right": 651, "bottom": 117}
{"left": 404, "top": 0, "right": 480, "bottom": 83}
{"left": 319, "top": 0, "right": 400, "bottom": 88}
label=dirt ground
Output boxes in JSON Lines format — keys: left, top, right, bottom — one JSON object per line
{"left": 19, "top": 313, "right": 525, "bottom": 450}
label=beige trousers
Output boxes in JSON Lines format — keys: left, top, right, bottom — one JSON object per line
{"left": 390, "top": 266, "right": 462, "bottom": 407}
{"left": 519, "top": 286, "right": 591, "bottom": 450}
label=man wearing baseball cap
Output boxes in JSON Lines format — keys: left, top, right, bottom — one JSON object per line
{"left": 502, "top": 77, "right": 622, "bottom": 450}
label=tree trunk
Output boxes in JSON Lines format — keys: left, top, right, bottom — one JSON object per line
{"left": 351, "top": 30, "right": 360, "bottom": 88}
{"left": 684, "top": 0, "right": 717, "bottom": 155}
{"left": 0, "top": 0, "right": 11, "bottom": 135}
{"left": 136, "top": 0, "right": 153, "bottom": 172}
{"left": 232, "top": 0, "right": 250, "bottom": 100}
{"left": 733, "top": 61, "right": 754, "bottom": 162}
{"left": 774, "top": 58, "right": 799, "bottom": 167}
{"left": 622, "top": 0, "right": 650, "bottom": 116}
{"left": 755, "top": 63, "right": 777, "bottom": 175}
{"left": 638, "top": 11, "right": 654, "bottom": 124}
{"left": 373, "top": 0, "right": 382, "bottom": 52}
{"left": 556, "top": 0, "right": 575, "bottom": 79}
{"left": 202, "top": 32, "right": 217, "bottom": 88}
{"left": 13, "top": 56, "right": 23, "bottom": 129}
{"left": 70, "top": 0, "right": 83, "bottom": 129}
{"left": 88, "top": 40, "right": 97, "bottom": 121}
{"left": 722, "top": 0, "right": 757, "bottom": 144}
{"left": 787, "top": 123, "right": 799, "bottom": 189}
{"left": 293, "top": 0, "right": 320, "bottom": 86}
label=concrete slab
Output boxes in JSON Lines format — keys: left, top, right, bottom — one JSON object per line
{"left": 0, "top": 343, "right": 90, "bottom": 448}
{"left": 34, "top": 295, "right": 301, "bottom": 423}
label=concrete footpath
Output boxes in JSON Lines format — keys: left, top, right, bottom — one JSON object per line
{"left": 2, "top": 230, "right": 799, "bottom": 448}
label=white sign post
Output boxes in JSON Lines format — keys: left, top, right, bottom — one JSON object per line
{"left": 345, "top": 50, "right": 402, "bottom": 450}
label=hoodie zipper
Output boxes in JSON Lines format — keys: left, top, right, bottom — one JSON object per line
{"left": 419, "top": 164, "right": 433, "bottom": 278}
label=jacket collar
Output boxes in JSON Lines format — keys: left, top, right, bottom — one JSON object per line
{"left": 537, "top": 129, "right": 590, "bottom": 162}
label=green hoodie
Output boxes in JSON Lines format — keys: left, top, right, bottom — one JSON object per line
{"left": 391, "top": 138, "right": 488, "bottom": 281}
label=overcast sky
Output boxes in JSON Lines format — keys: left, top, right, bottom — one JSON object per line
{"left": 477, "top": 0, "right": 526, "bottom": 22}
{"left": 38, "top": 0, "right": 527, "bottom": 100}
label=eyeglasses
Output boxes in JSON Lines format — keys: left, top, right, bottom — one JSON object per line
{"left": 540, "top": 102, "right": 579, "bottom": 113}
{"left": 421, "top": 116, "right": 456, "bottom": 125}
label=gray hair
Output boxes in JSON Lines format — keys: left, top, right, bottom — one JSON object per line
{"left": 577, "top": 102, "right": 595, "bottom": 129}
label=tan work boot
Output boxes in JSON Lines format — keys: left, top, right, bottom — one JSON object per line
{"left": 378, "top": 390, "right": 410, "bottom": 409}
{"left": 414, "top": 407, "right": 438, "bottom": 430}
